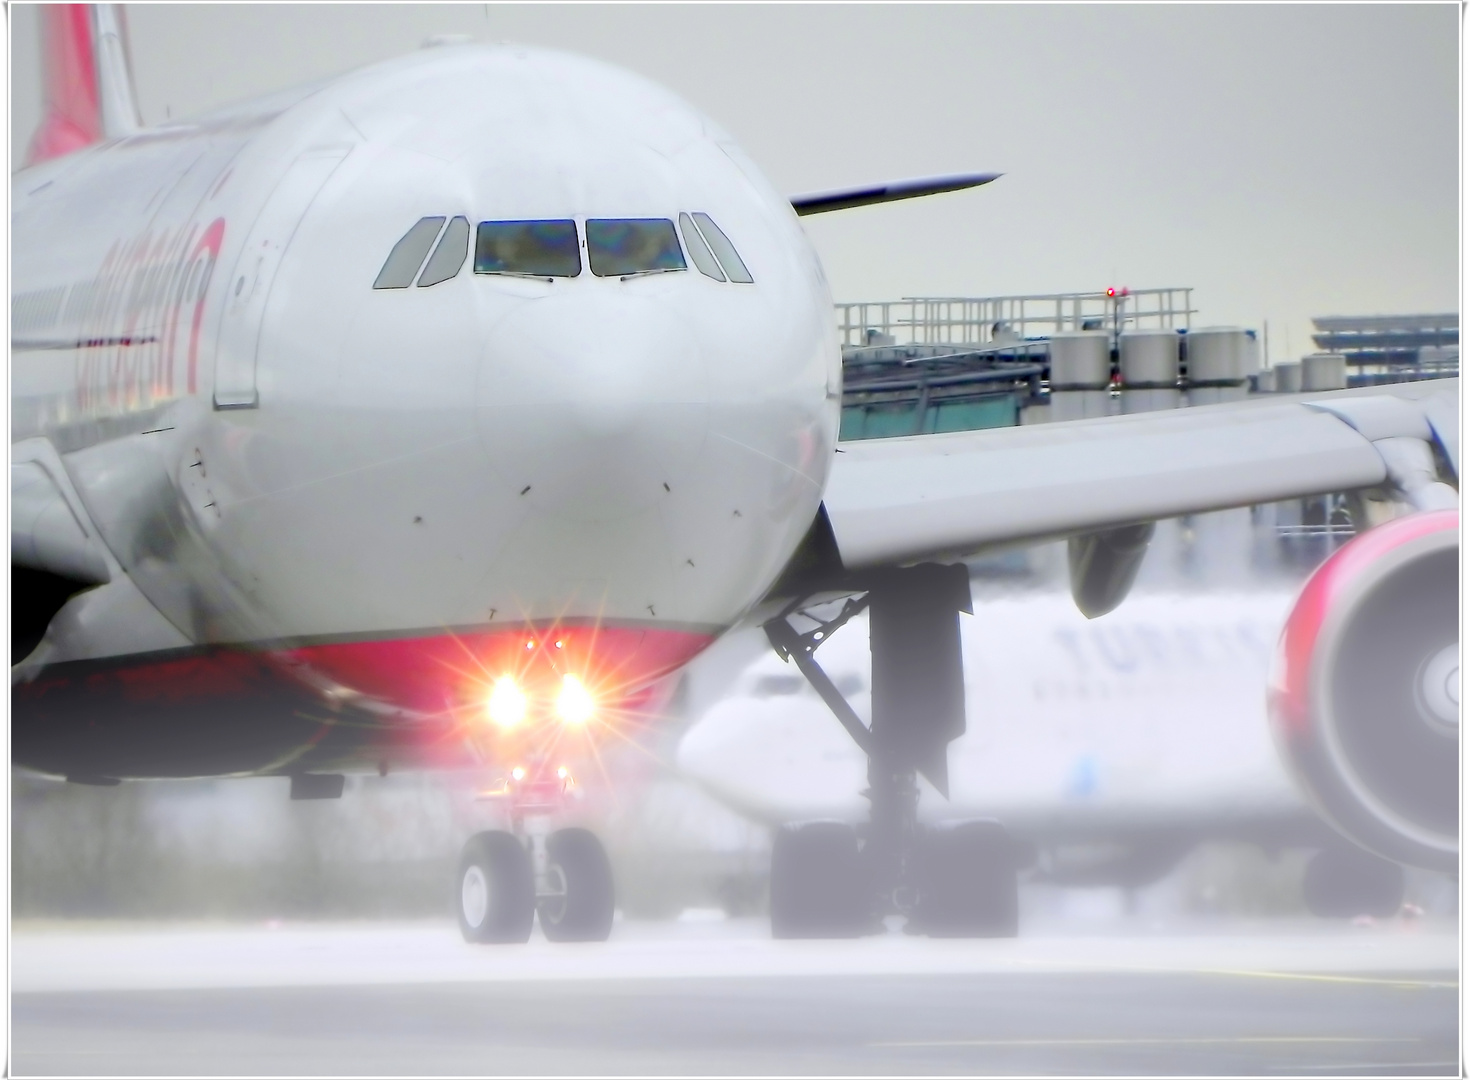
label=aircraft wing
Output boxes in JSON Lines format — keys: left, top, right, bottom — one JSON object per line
{"left": 823, "top": 379, "right": 1458, "bottom": 568}
{"left": 790, "top": 173, "right": 1000, "bottom": 216}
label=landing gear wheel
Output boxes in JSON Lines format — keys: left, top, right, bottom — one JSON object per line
{"left": 769, "top": 821, "right": 870, "bottom": 939}
{"left": 457, "top": 830, "right": 535, "bottom": 943}
{"left": 911, "top": 820, "right": 1019, "bottom": 938}
{"left": 538, "top": 828, "right": 615, "bottom": 942}
{"left": 1302, "top": 846, "right": 1405, "bottom": 918}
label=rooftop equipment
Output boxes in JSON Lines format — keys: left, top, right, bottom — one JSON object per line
{"left": 1301, "top": 352, "right": 1348, "bottom": 392}
{"left": 1118, "top": 328, "right": 1181, "bottom": 414}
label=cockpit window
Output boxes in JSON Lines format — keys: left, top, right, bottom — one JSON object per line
{"left": 475, "top": 220, "right": 581, "bottom": 277}
{"left": 373, "top": 217, "right": 445, "bottom": 289}
{"left": 679, "top": 213, "right": 726, "bottom": 282}
{"left": 417, "top": 216, "right": 470, "bottom": 287}
{"left": 691, "top": 213, "right": 754, "bottom": 283}
{"left": 586, "top": 219, "right": 687, "bottom": 278}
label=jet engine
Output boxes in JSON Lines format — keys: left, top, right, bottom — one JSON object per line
{"left": 1268, "top": 509, "right": 1458, "bottom": 873}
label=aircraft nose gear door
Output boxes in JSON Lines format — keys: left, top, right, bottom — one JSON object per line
{"left": 213, "top": 146, "right": 350, "bottom": 409}
{"left": 765, "top": 562, "right": 1021, "bottom": 939}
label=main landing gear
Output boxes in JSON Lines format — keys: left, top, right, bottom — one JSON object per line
{"left": 456, "top": 764, "right": 615, "bottom": 944}
{"left": 764, "top": 563, "right": 1021, "bottom": 939}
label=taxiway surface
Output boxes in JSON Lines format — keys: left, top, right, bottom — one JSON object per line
{"left": 11, "top": 917, "right": 1459, "bottom": 1075}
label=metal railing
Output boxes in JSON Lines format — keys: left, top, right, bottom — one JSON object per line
{"left": 836, "top": 288, "right": 1195, "bottom": 349}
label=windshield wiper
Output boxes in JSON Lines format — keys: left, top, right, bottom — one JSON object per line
{"left": 619, "top": 268, "right": 686, "bottom": 281}
{"left": 477, "top": 270, "right": 559, "bottom": 281}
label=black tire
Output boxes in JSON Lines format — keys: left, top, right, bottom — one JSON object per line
{"left": 911, "top": 820, "right": 1019, "bottom": 938}
{"left": 1302, "top": 846, "right": 1405, "bottom": 919}
{"left": 457, "top": 831, "right": 535, "bottom": 943}
{"left": 769, "top": 821, "right": 870, "bottom": 939}
{"left": 538, "top": 828, "right": 616, "bottom": 942}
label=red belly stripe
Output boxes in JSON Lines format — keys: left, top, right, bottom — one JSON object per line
{"left": 277, "top": 624, "right": 715, "bottom": 716}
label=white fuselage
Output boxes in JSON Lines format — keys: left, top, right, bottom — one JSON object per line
{"left": 679, "top": 588, "right": 1312, "bottom": 838}
{"left": 13, "top": 44, "right": 839, "bottom": 721}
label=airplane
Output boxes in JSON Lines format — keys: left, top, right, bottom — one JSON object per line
{"left": 677, "top": 585, "right": 1414, "bottom": 928}
{"left": 12, "top": 5, "right": 1458, "bottom": 945}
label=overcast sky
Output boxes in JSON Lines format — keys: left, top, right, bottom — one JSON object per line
{"left": 9, "top": 4, "right": 1459, "bottom": 363}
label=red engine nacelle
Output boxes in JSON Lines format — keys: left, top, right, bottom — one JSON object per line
{"left": 1269, "top": 510, "right": 1459, "bottom": 872}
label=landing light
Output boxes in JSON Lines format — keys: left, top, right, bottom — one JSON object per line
{"left": 512, "top": 766, "right": 526, "bottom": 781}
{"left": 487, "top": 677, "right": 527, "bottom": 729}
{"left": 557, "top": 674, "right": 596, "bottom": 725}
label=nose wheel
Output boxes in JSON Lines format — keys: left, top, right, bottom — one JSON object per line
{"left": 456, "top": 826, "right": 616, "bottom": 944}
{"left": 537, "top": 826, "right": 616, "bottom": 941}
{"left": 457, "top": 830, "right": 536, "bottom": 943}
{"left": 458, "top": 759, "right": 616, "bottom": 944}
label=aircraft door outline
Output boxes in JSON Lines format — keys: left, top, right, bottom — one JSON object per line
{"left": 213, "top": 145, "right": 351, "bottom": 409}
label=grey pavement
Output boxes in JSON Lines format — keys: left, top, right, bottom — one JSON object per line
{"left": 11, "top": 918, "right": 1459, "bottom": 1076}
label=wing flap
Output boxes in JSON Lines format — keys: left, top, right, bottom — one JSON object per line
{"left": 824, "top": 392, "right": 1412, "bottom": 569}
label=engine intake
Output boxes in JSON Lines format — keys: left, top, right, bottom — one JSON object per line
{"left": 1269, "top": 510, "right": 1458, "bottom": 873}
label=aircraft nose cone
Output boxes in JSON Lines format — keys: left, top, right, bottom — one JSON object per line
{"left": 476, "top": 291, "right": 709, "bottom": 521}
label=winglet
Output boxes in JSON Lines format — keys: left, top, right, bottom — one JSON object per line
{"left": 789, "top": 173, "right": 1001, "bottom": 217}
{"left": 26, "top": 4, "right": 140, "bottom": 167}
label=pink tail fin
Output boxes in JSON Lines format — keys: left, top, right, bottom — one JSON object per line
{"left": 27, "top": 4, "right": 125, "bottom": 165}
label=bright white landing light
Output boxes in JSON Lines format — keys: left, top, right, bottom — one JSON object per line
{"left": 557, "top": 674, "right": 596, "bottom": 725}
{"left": 487, "top": 677, "right": 527, "bottom": 729}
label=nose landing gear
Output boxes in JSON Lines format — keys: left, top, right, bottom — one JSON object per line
{"left": 765, "top": 563, "right": 1020, "bottom": 939}
{"left": 455, "top": 765, "right": 615, "bottom": 944}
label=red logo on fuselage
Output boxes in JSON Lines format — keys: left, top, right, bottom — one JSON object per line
{"left": 72, "top": 216, "right": 225, "bottom": 414}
